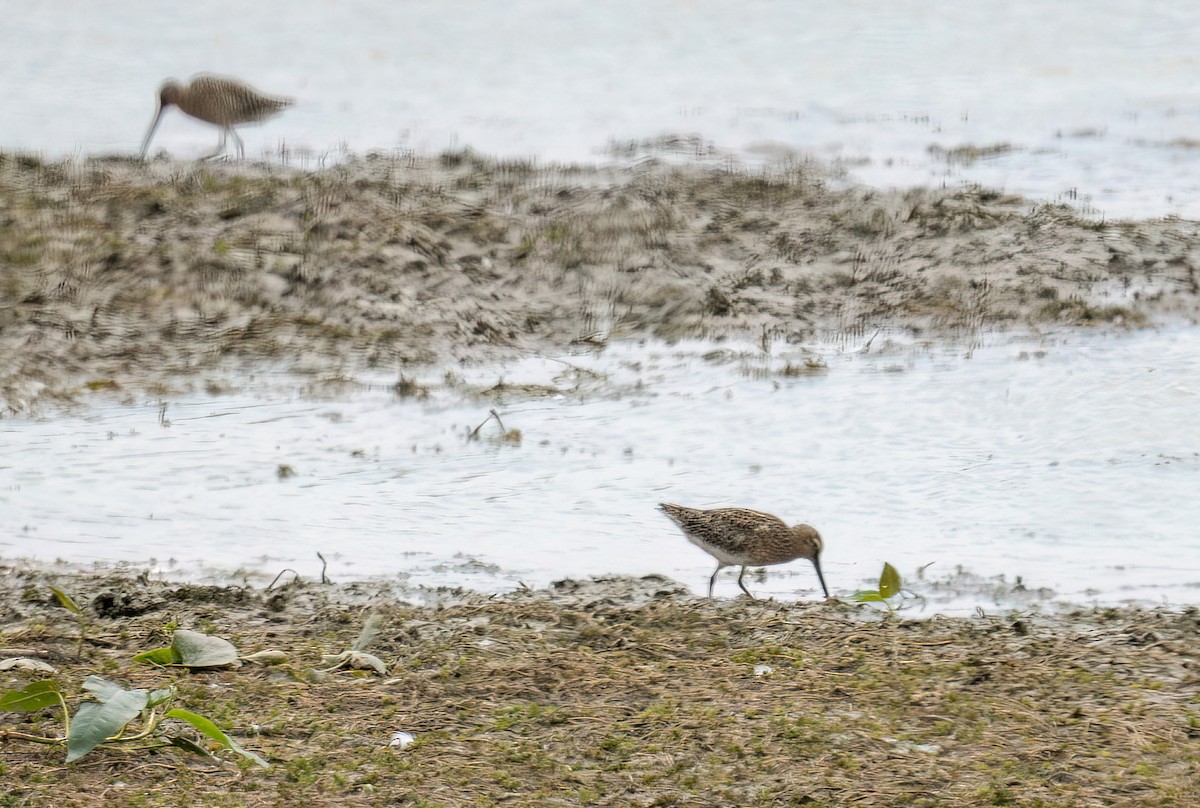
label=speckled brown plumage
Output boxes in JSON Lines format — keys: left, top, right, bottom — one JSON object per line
{"left": 140, "top": 73, "right": 293, "bottom": 160}
{"left": 658, "top": 503, "right": 828, "bottom": 599}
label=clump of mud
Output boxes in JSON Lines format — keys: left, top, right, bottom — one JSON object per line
{"left": 2, "top": 150, "right": 1198, "bottom": 411}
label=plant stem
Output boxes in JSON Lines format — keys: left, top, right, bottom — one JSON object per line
{"left": 0, "top": 729, "right": 65, "bottom": 745}
{"left": 113, "top": 709, "right": 163, "bottom": 742}
{"left": 56, "top": 690, "right": 71, "bottom": 737}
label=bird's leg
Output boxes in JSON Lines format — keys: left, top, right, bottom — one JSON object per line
{"left": 737, "top": 566, "right": 756, "bottom": 599}
{"left": 201, "top": 128, "right": 228, "bottom": 161}
{"left": 230, "top": 128, "right": 245, "bottom": 159}
{"left": 708, "top": 564, "right": 727, "bottom": 598}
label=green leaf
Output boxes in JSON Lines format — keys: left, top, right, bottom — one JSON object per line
{"left": 171, "top": 630, "right": 239, "bottom": 668}
{"left": 146, "top": 687, "right": 175, "bottom": 708}
{"left": 49, "top": 586, "right": 82, "bottom": 614}
{"left": 878, "top": 563, "right": 902, "bottom": 599}
{"left": 0, "top": 680, "right": 61, "bottom": 712}
{"left": 134, "top": 646, "right": 181, "bottom": 665}
{"left": 81, "top": 676, "right": 129, "bottom": 703}
{"left": 167, "top": 708, "right": 268, "bottom": 768}
{"left": 168, "top": 735, "right": 220, "bottom": 762}
{"left": 852, "top": 591, "right": 886, "bottom": 603}
{"left": 67, "top": 678, "right": 148, "bottom": 763}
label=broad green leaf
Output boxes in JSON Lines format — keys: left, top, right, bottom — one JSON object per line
{"left": 67, "top": 680, "right": 148, "bottom": 763}
{"left": 167, "top": 708, "right": 268, "bottom": 768}
{"left": 147, "top": 687, "right": 175, "bottom": 708}
{"left": 134, "top": 646, "right": 181, "bottom": 665}
{"left": 0, "top": 680, "right": 61, "bottom": 712}
{"left": 171, "top": 630, "right": 239, "bottom": 668}
{"left": 851, "top": 591, "right": 885, "bottom": 603}
{"left": 82, "top": 675, "right": 131, "bottom": 703}
{"left": 49, "top": 586, "right": 82, "bottom": 614}
{"left": 879, "top": 563, "right": 902, "bottom": 599}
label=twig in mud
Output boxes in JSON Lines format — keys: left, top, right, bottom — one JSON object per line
{"left": 859, "top": 328, "right": 880, "bottom": 353}
{"left": 469, "top": 409, "right": 506, "bottom": 440}
{"left": 266, "top": 569, "right": 299, "bottom": 591}
{"left": 317, "top": 552, "right": 331, "bottom": 584}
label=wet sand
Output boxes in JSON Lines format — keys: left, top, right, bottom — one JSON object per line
{"left": 2, "top": 149, "right": 1199, "bottom": 412}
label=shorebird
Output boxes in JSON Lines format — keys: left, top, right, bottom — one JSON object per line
{"left": 658, "top": 503, "right": 829, "bottom": 600}
{"left": 139, "top": 73, "right": 293, "bottom": 160}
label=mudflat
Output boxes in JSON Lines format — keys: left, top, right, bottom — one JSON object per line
{"left": 2, "top": 149, "right": 1198, "bottom": 411}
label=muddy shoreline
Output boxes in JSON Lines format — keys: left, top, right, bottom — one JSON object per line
{"left": 4, "top": 150, "right": 1200, "bottom": 803}
{"left": 1, "top": 562, "right": 1198, "bottom": 806}
{"left": 3, "top": 149, "right": 1199, "bottom": 412}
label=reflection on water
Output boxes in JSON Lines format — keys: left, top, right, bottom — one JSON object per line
{"left": 3, "top": 327, "right": 1199, "bottom": 613}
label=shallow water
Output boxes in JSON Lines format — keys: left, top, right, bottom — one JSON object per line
{"left": 4, "top": 327, "right": 1198, "bottom": 613}
{"left": 6, "top": 1, "right": 1200, "bottom": 217}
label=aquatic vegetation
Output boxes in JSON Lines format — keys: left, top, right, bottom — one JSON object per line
{"left": 852, "top": 561, "right": 903, "bottom": 611}
{"left": 48, "top": 586, "right": 88, "bottom": 657}
{"left": 0, "top": 676, "right": 266, "bottom": 767}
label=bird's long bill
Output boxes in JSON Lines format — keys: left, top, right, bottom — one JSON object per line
{"left": 812, "top": 558, "right": 830, "bottom": 599}
{"left": 139, "top": 106, "right": 164, "bottom": 159}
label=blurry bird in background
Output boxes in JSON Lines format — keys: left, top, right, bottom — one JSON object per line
{"left": 139, "top": 73, "right": 293, "bottom": 160}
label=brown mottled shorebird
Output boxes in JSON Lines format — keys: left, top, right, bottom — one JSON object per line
{"left": 139, "top": 73, "right": 293, "bottom": 160}
{"left": 659, "top": 503, "right": 829, "bottom": 600}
